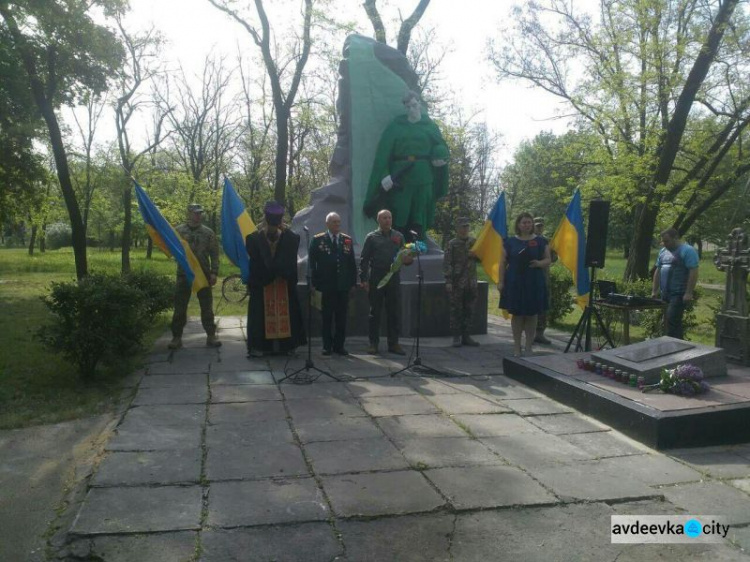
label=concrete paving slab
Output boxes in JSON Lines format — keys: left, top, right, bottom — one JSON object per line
{"left": 321, "top": 470, "right": 445, "bottom": 517}
{"left": 337, "top": 513, "right": 453, "bottom": 562}
{"left": 206, "top": 441, "right": 309, "bottom": 480}
{"left": 669, "top": 450, "right": 750, "bottom": 479}
{"left": 66, "top": 532, "right": 198, "bottom": 562}
{"left": 107, "top": 424, "right": 202, "bottom": 451}
{"left": 596, "top": 453, "right": 704, "bottom": 486}
{"left": 140, "top": 374, "right": 207, "bottom": 388}
{"left": 91, "top": 450, "right": 201, "bottom": 486}
{"left": 132, "top": 385, "right": 208, "bottom": 405}
{"left": 425, "top": 465, "right": 557, "bottom": 509}
{"left": 560, "top": 431, "right": 648, "bottom": 459}
{"left": 209, "top": 370, "right": 274, "bottom": 385}
{"left": 147, "top": 361, "right": 210, "bottom": 375}
{"left": 423, "top": 393, "right": 510, "bottom": 414}
{"left": 451, "top": 503, "right": 623, "bottom": 561}
{"left": 615, "top": 543, "right": 749, "bottom": 561}
{"left": 285, "top": 396, "right": 367, "bottom": 421}
{"left": 732, "top": 478, "right": 750, "bottom": 494}
{"left": 206, "top": 419, "right": 295, "bottom": 447}
{"left": 209, "top": 401, "right": 287, "bottom": 424}
{"left": 207, "top": 478, "right": 329, "bottom": 527}
{"left": 201, "top": 523, "right": 342, "bottom": 562}
{"left": 346, "top": 379, "right": 419, "bottom": 397}
{"left": 397, "top": 437, "right": 504, "bottom": 469}
{"left": 525, "top": 412, "right": 610, "bottom": 435}
{"left": 376, "top": 414, "right": 468, "bottom": 443}
{"left": 71, "top": 486, "right": 202, "bottom": 535}
{"left": 404, "top": 377, "right": 463, "bottom": 395}
{"left": 451, "top": 413, "right": 543, "bottom": 437}
{"left": 210, "top": 384, "right": 282, "bottom": 403}
{"left": 480, "top": 433, "right": 593, "bottom": 467}
{"left": 660, "top": 481, "right": 750, "bottom": 525}
{"left": 443, "top": 376, "right": 541, "bottom": 401}
{"left": 305, "top": 437, "right": 409, "bottom": 474}
{"left": 279, "top": 381, "right": 354, "bottom": 400}
{"left": 499, "top": 397, "right": 573, "bottom": 415}
{"left": 294, "top": 416, "right": 385, "bottom": 443}
{"left": 610, "top": 498, "right": 688, "bottom": 516}
{"left": 122, "top": 404, "right": 206, "bottom": 426}
{"left": 359, "top": 395, "right": 440, "bottom": 417}
{"left": 210, "top": 358, "right": 269, "bottom": 373}
{"left": 522, "top": 461, "right": 658, "bottom": 502}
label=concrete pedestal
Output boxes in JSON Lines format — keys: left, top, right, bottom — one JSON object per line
{"left": 297, "top": 281, "right": 488, "bottom": 339}
{"left": 716, "top": 313, "right": 750, "bottom": 365}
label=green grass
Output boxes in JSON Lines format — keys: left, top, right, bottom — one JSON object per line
{"left": 480, "top": 249, "right": 723, "bottom": 347}
{"left": 0, "top": 247, "right": 247, "bottom": 429}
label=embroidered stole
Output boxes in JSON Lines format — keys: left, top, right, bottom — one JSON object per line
{"left": 262, "top": 229, "right": 291, "bottom": 339}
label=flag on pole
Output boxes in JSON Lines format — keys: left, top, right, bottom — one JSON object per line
{"left": 221, "top": 177, "right": 256, "bottom": 283}
{"left": 471, "top": 191, "right": 508, "bottom": 284}
{"left": 133, "top": 179, "right": 209, "bottom": 293}
{"left": 550, "top": 189, "right": 590, "bottom": 308}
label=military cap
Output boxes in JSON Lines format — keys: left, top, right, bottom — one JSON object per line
{"left": 457, "top": 217, "right": 471, "bottom": 227}
{"left": 533, "top": 216, "right": 544, "bottom": 225}
{"left": 188, "top": 203, "right": 204, "bottom": 213}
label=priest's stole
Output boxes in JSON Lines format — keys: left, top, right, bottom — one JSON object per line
{"left": 263, "top": 278, "right": 291, "bottom": 339}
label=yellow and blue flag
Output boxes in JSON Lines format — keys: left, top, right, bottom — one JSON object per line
{"left": 551, "top": 189, "right": 590, "bottom": 308}
{"left": 472, "top": 191, "right": 508, "bottom": 284}
{"left": 133, "top": 180, "right": 209, "bottom": 293}
{"left": 221, "top": 178, "right": 256, "bottom": 283}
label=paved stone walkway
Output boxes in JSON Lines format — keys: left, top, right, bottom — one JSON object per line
{"left": 59, "top": 317, "right": 750, "bottom": 561}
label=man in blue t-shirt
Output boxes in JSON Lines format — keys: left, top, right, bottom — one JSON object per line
{"left": 651, "top": 228, "right": 699, "bottom": 340}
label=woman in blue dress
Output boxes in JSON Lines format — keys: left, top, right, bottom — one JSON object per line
{"left": 498, "top": 212, "right": 552, "bottom": 356}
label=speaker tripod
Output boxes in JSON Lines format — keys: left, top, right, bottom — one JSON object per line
{"left": 564, "top": 266, "right": 615, "bottom": 353}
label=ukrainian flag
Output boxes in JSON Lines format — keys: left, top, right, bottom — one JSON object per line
{"left": 133, "top": 180, "right": 209, "bottom": 293}
{"left": 471, "top": 191, "right": 508, "bottom": 284}
{"left": 221, "top": 177, "right": 256, "bottom": 283}
{"left": 551, "top": 189, "right": 590, "bottom": 308}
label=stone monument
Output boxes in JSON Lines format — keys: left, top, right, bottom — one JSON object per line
{"left": 714, "top": 227, "right": 750, "bottom": 364}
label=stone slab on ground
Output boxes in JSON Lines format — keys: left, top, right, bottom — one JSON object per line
{"left": 209, "top": 370, "right": 275, "bottom": 385}
{"left": 499, "top": 397, "right": 573, "bottom": 415}
{"left": 284, "top": 396, "right": 368, "bottom": 421}
{"left": 375, "top": 414, "right": 468, "bottom": 443}
{"left": 396, "top": 437, "right": 504, "bottom": 468}
{"left": 67, "top": 532, "right": 197, "bottom": 562}
{"left": 525, "top": 412, "right": 609, "bottom": 435}
{"left": 91, "top": 450, "right": 201, "bottom": 487}
{"left": 107, "top": 423, "right": 202, "bottom": 452}
{"left": 596, "top": 453, "right": 703, "bottom": 486}
{"left": 206, "top": 419, "right": 296, "bottom": 447}
{"left": 139, "top": 374, "right": 207, "bottom": 388}
{"left": 359, "top": 395, "right": 440, "bottom": 417}
{"left": 321, "top": 471, "right": 445, "bottom": 517}
{"left": 425, "top": 465, "right": 557, "bottom": 509}
{"left": 71, "top": 486, "right": 203, "bottom": 535}
{"left": 345, "top": 379, "right": 420, "bottom": 397}
{"left": 337, "top": 513, "right": 454, "bottom": 562}
{"left": 422, "top": 393, "right": 510, "bottom": 414}
{"left": 451, "top": 413, "right": 542, "bottom": 437}
{"left": 660, "top": 481, "right": 750, "bottom": 525}
{"left": 207, "top": 478, "right": 329, "bottom": 527}
{"left": 668, "top": 450, "right": 750, "bottom": 479}
{"left": 294, "top": 416, "right": 385, "bottom": 443}
{"left": 209, "top": 401, "right": 287, "bottom": 424}
{"left": 147, "top": 361, "right": 210, "bottom": 375}
{"left": 304, "top": 437, "right": 410, "bottom": 474}
{"left": 560, "top": 431, "right": 647, "bottom": 459}
{"left": 280, "top": 381, "right": 354, "bottom": 400}
{"left": 210, "top": 384, "right": 282, "bottom": 403}
{"left": 479, "top": 432, "right": 593, "bottom": 467}
{"left": 201, "top": 523, "right": 342, "bottom": 562}
{"left": 205, "top": 441, "right": 309, "bottom": 480}
{"left": 131, "top": 385, "right": 208, "bottom": 406}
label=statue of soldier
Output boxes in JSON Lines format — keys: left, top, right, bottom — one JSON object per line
{"left": 444, "top": 217, "right": 481, "bottom": 347}
{"left": 168, "top": 203, "right": 221, "bottom": 350}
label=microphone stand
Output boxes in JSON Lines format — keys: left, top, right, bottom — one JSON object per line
{"left": 391, "top": 233, "right": 446, "bottom": 378}
{"left": 278, "top": 228, "right": 344, "bottom": 384}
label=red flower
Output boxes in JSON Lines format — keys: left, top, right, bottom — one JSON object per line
{"left": 528, "top": 239, "right": 538, "bottom": 247}
{"left": 344, "top": 238, "right": 352, "bottom": 246}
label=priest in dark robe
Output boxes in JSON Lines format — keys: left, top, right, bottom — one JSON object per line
{"left": 245, "top": 201, "right": 306, "bottom": 357}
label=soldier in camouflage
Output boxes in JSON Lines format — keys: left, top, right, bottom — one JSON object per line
{"left": 168, "top": 203, "right": 221, "bottom": 350}
{"left": 444, "top": 217, "right": 481, "bottom": 347}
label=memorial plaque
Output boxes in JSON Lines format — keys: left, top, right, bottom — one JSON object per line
{"left": 592, "top": 337, "right": 726, "bottom": 384}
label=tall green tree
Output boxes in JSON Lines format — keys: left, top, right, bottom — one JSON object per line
{"left": 0, "top": 0, "right": 124, "bottom": 279}
{"left": 490, "top": 0, "right": 748, "bottom": 280}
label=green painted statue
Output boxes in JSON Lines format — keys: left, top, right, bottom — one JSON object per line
{"left": 364, "top": 90, "right": 449, "bottom": 239}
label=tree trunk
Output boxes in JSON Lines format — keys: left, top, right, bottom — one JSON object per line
{"left": 146, "top": 237, "right": 153, "bottom": 259}
{"left": 274, "top": 107, "right": 289, "bottom": 203}
{"left": 28, "top": 224, "right": 37, "bottom": 256}
{"left": 121, "top": 178, "right": 132, "bottom": 273}
{"left": 624, "top": 204, "right": 659, "bottom": 281}
{"left": 40, "top": 222, "right": 46, "bottom": 253}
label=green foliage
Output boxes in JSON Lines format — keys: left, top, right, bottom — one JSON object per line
{"left": 37, "top": 271, "right": 172, "bottom": 378}
{"left": 547, "top": 267, "right": 575, "bottom": 325}
{"left": 45, "top": 222, "right": 73, "bottom": 250}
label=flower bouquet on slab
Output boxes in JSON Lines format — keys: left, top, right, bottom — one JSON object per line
{"left": 641, "top": 363, "right": 710, "bottom": 396}
{"left": 377, "top": 241, "right": 427, "bottom": 289}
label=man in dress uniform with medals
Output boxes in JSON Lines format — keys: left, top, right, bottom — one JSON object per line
{"left": 309, "top": 212, "right": 357, "bottom": 355}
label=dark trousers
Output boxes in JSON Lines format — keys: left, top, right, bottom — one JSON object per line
{"left": 666, "top": 294, "right": 686, "bottom": 340}
{"left": 368, "top": 277, "right": 400, "bottom": 346}
{"left": 321, "top": 290, "right": 349, "bottom": 351}
{"left": 171, "top": 277, "right": 215, "bottom": 337}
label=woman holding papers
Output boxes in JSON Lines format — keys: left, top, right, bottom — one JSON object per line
{"left": 498, "top": 212, "right": 552, "bottom": 356}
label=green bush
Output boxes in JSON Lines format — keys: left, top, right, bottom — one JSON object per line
{"left": 45, "top": 222, "right": 72, "bottom": 249}
{"left": 548, "top": 267, "right": 575, "bottom": 324}
{"left": 37, "top": 272, "right": 173, "bottom": 378}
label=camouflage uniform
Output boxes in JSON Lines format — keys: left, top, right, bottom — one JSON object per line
{"left": 443, "top": 235, "right": 480, "bottom": 340}
{"left": 171, "top": 222, "right": 220, "bottom": 338}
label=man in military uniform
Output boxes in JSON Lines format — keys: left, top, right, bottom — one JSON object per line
{"left": 444, "top": 217, "right": 481, "bottom": 347}
{"left": 359, "top": 209, "right": 412, "bottom": 355}
{"left": 309, "top": 212, "right": 357, "bottom": 356}
{"left": 168, "top": 203, "right": 221, "bottom": 349}
{"left": 533, "top": 217, "right": 557, "bottom": 344}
